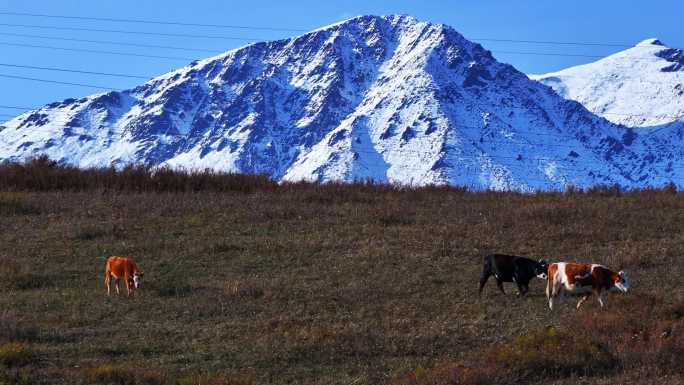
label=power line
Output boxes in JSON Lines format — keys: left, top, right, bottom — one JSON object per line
{"left": 0, "top": 51, "right": 679, "bottom": 118}
{"left": 0, "top": 10, "right": 678, "bottom": 51}
{"left": 5, "top": 30, "right": 618, "bottom": 61}
{"left": 497, "top": 50, "right": 657, "bottom": 60}
{"left": 0, "top": 17, "right": 679, "bottom": 181}
{"left": 0, "top": 107, "right": 590, "bottom": 143}
{"left": 480, "top": 105, "right": 684, "bottom": 122}
{"left": 532, "top": 71, "right": 684, "bottom": 92}
{"left": 470, "top": 37, "right": 633, "bottom": 48}
{"left": 0, "top": 73, "right": 116, "bottom": 90}
{"left": 3, "top": 98, "right": 683, "bottom": 130}
{"left": 1, "top": 108, "right": 679, "bottom": 155}
{"left": 2, "top": 98, "right": 681, "bottom": 137}
{"left": 0, "top": 31, "right": 226, "bottom": 53}
{"left": 0, "top": 104, "right": 34, "bottom": 110}
{"left": 3, "top": 112, "right": 684, "bottom": 178}
{"left": 599, "top": 111, "right": 684, "bottom": 121}
{"left": 0, "top": 22, "right": 266, "bottom": 40}
{"left": 0, "top": 25, "right": 677, "bottom": 64}
{"left": 0, "top": 39, "right": 680, "bottom": 85}
{"left": 350, "top": 147, "right": 684, "bottom": 174}
{"left": 0, "top": 136, "right": 617, "bottom": 185}
{"left": 0, "top": 41, "right": 195, "bottom": 61}
{"left": 0, "top": 117, "right": 666, "bottom": 179}
{"left": 0, "top": 11, "right": 309, "bottom": 32}
{"left": 0, "top": 17, "right": 680, "bottom": 62}
{"left": 2, "top": 87, "right": 683, "bottom": 125}
{"left": 0, "top": 63, "right": 150, "bottom": 79}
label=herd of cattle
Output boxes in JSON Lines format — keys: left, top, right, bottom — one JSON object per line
{"left": 479, "top": 254, "right": 630, "bottom": 309}
{"left": 104, "top": 253, "right": 630, "bottom": 310}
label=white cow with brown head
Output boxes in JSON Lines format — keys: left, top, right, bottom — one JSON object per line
{"left": 546, "top": 262, "right": 629, "bottom": 310}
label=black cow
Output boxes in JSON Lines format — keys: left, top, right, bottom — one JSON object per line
{"left": 478, "top": 254, "right": 548, "bottom": 296}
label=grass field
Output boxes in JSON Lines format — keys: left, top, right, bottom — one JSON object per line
{"left": 0, "top": 163, "right": 683, "bottom": 384}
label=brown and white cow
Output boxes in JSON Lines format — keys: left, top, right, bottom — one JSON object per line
{"left": 546, "top": 262, "right": 629, "bottom": 310}
{"left": 104, "top": 256, "right": 144, "bottom": 297}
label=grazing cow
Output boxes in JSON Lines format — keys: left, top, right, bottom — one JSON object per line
{"left": 546, "top": 262, "right": 629, "bottom": 310}
{"left": 104, "top": 256, "right": 143, "bottom": 297}
{"left": 478, "top": 254, "right": 548, "bottom": 296}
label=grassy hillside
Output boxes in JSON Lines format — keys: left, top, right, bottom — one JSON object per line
{"left": 0, "top": 161, "right": 682, "bottom": 384}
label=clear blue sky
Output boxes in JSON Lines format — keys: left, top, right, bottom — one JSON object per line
{"left": 0, "top": 0, "right": 682, "bottom": 117}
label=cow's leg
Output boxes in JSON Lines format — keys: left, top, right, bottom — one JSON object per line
{"left": 512, "top": 277, "right": 521, "bottom": 296}
{"left": 520, "top": 284, "right": 529, "bottom": 296}
{"left": 478, "top": 258, "right": 492, "bottom": 296}
{"left": 114, "top": 278, "right": 120, "bottom": 295}
{"left": 125, "top": 277, "right": 132, "bottom": 297}
{"left": 595, "top": 290, "right": 605, "bottom": 308}
{"left": 548, "top": 283, "right": 560, "bottom": 310}
{"left": 546, "top": 278, "right": 552, "bottom": 308}
{"left": 576, "top": 293, "right": 590, "bottom": 309}
{"left": 478, "top": 272, "right": 491, "bottom": 296}
{"left": 495, "top": 278, "right": 506, "bottom": 295}
{"left": 512, "top": 266, "right": 525, "bottom": 296}
{"left": 105, "top": 273, "right": 111, "bottom": 296}
{"left": 515, "top": 276, "right": 528, "bottom": 297}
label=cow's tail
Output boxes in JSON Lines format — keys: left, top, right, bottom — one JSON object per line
{"left": 104, "top": 261, "right": 111, "bottom": 289}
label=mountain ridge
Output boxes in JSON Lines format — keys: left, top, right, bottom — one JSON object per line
{"left": 1, "top": 15, "right": 682, "bottom": 190}
{"left": 530, "top": 38, "right": 684, "bottom": 127}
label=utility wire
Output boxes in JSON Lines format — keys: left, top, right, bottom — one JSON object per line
{"left": 0, "top": 22, "right": 266, "bottom": 40}
{"left": 342, "top": 147, "right": 684, "bottom": 173}
{"left": 0, "top": 14, "right": 681, "bottom": 181}
{"left": 0, "top": 63, "right": 150, "bottom": 79}
{"left": 0, "top": 41, "right": 195, "bottom": 61}
{"left": 0, "top": 31, "right": 227, "bottom": 53}
{"left": 0, "top": 39, "right": 680, "bottom": 88}
{"left": 2, "top": 110, "right": 683, "bottom": 175}
{"left": 469, "top": 37, "right": 633, "bottom": 48}
{"left": 0, "top": 27, "right": 678, "bottom": 64}
{"left": 532, "top": 71, "right": 684, "bottom": 91}
{"left": 0, "top": 115, "right": 666, "bottom": 176}
{"left": 0, "top": 104, "right": 35, "bottom": 110}
{"left": 1, "top": 109, "right": 680, "bottom": 150}
{"left": 0, "top": 11, "right": 309, "bottom": 32}
{"left": 2, "top": 98, "right": 682, "bottom": 134}
{"left": 2, "top": 89, "right": 683, "bottom": 122}
{"left": 0, "top": 10, "right": 674, "bottom": 49}
{"left": 0, "top": 73, "right": 116, "bottom": 90}
{"left": 496, "top": 50, "right": 656, "bottom": 59}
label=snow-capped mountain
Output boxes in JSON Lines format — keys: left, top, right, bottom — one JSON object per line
{"left": 0, "top": 15, "right": 680, "bottom": 190}
{"left": 529, "top": 38, "right": 684, "bottom": 189}
{"left": 530, "top": 38, "right": 684, "bottom": 127}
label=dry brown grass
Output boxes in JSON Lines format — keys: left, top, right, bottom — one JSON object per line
{"left": 0, "top": 164, "right": 683, "bottom": 384}
{"left": 0, "top": 343, "right": 35, "bottom": 368}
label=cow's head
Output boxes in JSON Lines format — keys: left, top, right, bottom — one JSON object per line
{"left": 133, "top": 271, "right": 144, "bottom": 289}
{"left": 613, "top": 271, "right": 629, "bottom": 293}
{"left": 535, "top": 259, "right": 549, "bottom": 279}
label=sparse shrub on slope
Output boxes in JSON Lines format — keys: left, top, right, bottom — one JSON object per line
{"left": 0, "top": 157, "right": 276, "bottom": 193}
{"left": 489, "top": 327, "right": 617, "bottom": 379}
{"left": 0, "top": 343, "right": 35, "bottom": 368}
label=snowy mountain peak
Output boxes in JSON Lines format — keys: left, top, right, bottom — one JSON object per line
{"left": 531, "top": 38, "right": 684, "bottom": 127}
{"left": 636, "top": 38, "right": 665, "bottom": 47}
{"left": 1, "top": 16, "right": 683, "bottom": 190}
{"left": 304, "top": 14, "right": 417, "bottom": 34}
